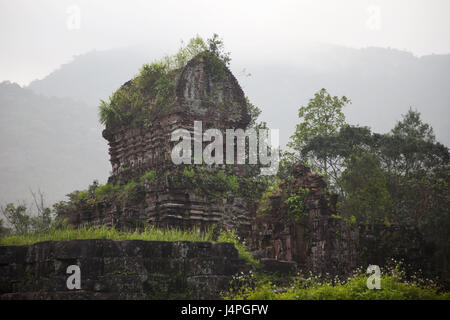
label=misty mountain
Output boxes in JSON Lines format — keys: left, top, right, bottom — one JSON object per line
{"left": 0, "top": 81, "right": 109, "bottom": 205}
{"left": 28, "top": 44, "right": 450, "bottom": 148}
{"left": 1, "top": 43, "right": 449, "bottom": 205}
{"left": 28, "top": 46, "right": 162, "bottom": 107}
{"left": 236, "top": 46, "right": 450, "bottom": 148}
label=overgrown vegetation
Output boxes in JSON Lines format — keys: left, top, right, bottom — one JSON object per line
{"left": 99, "top": 34, "right": 234, "bottom": 128}
{"left": 224, "top": 264, "right": 450, "bottom": 300}
{"left": 256, "top": 177, "right": 310, "bottom": 224}
{"left": 51, "top": 170, "right": 156, "bottom": 224}
{"left": 180, "top": 166, "right": 240, "bottom": 197}
{"left": 285, "top": 188, "right": 310, "bottom": 222}
{"left": 256, "top": 178, "right": 282, "bottom": 217}
{"left": 217, "top": 229, "right": 259, "bottom": 266}
{"left": 49, "top": 164, "right": 267, "bottom": 224}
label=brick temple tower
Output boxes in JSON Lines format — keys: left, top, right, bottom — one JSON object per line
{"left": 102, "top": 53, "right": 250, "bottom": 180}
{"left": 72, "top": 52, "right": 253, "bottom": 232}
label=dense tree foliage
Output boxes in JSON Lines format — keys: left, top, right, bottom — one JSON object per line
{"left": 0, "top": 203, "right": 52, "bottom": 235}
{"left": 288, "top": 88, "right": 351, "bottom": 180}
{"left": 339, "top": 151, "right": 392, "bottom": 225}
{"left": 286, "top": 99, "right": 450, "bottom": 282}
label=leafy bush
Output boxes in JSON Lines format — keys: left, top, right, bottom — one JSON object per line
{"left": 94, "top": 182, "right": 120, "bottom": 201}
{"left": 216, "top": 170, "right": 239, "bottom": 193}
{"left": 140, "top": 170, "right": 156, "bottom": 184}
{"left": 179, "top": 166, "right": 241, "bottom": 198}
{"left": 99, "top": 81, "right": 146, "bottom": 127}
{"left": 72, "top": 171, "right": 151, "bottom": 205}
{"left": 122, "top": 180, "right": 138, "bottom": 194}
{"left": 285, "top": 187, "right": 309, "bottom": 222}
{"left": 256, "top": 179, "right": 282, "bottom": 217}
{"left": 77, "top": 190, "right": 89, "bottom": 201}
{"left": 182, "top": 167, "right": 195, "bottom": 179}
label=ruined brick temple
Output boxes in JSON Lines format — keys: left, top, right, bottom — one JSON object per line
{"left": 70, "top": 53, "right": 252, "bottom": 233}
{"left": 66, "top": 53, "right": 362, "bottom": 275}
{"left": 251, "top": 162, "right": 359, "bottom": 275}
{"left": 57, "top": 50, "right": 435, "bottom": 281}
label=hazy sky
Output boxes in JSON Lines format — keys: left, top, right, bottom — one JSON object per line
{"left": 1, "top": 0, "right": 450, "bottom": 85}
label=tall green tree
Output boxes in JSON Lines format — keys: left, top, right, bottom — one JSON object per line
{"left": 288, "top": 88, "right": 350, "bottom": 177}
{"left": 391, "top": 108, "right": 435, "bottom": 142}
{"left": 301, "top": 125, "right": 372, "bottom": 192}
{"left": 382, "top": 109, "right": 449, "bottom": 175}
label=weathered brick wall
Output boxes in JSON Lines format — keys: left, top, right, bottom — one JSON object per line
{"left": 0, "top": 240, "right": 250, "bottom": 300}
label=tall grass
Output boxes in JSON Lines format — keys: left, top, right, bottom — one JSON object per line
{"left": 0, "top": 225, "right": 214, "bottom": 246}
{"left": 0, "top": 225, "right": 259, "bottom": 266}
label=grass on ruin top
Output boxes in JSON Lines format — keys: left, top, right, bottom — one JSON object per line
{"left": 0, "top": 225, "right": 215, "bottom": 246}
{"left": 0, "top": 225, "right": 258, "bottom": 266}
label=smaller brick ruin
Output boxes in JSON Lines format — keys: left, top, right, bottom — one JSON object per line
{"left": 251, "top": 162, "right": 359, "bottom": 276}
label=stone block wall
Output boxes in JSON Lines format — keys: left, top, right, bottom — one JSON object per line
{"left": 0, "top": 240, "right": 250, "bottom": 300}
